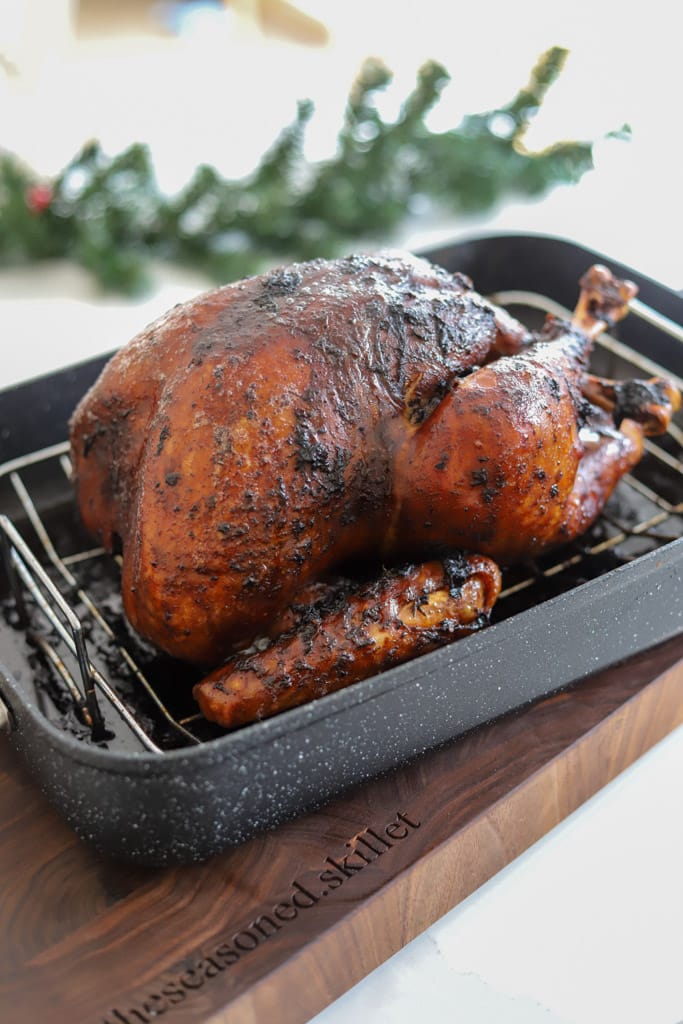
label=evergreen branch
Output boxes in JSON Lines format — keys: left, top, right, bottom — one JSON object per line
{"left": 0, "top": 47, "right": 626, "bottom": 295}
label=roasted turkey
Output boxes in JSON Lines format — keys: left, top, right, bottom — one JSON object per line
{"left": 69, "top": 252, "right": 680, "bottom": 727}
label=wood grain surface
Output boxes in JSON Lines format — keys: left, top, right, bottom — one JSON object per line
{"left": 1, "top": 635, "right": 682, "bottom": 1024}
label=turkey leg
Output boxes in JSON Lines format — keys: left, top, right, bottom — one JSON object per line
{"left": 553, "top": 267, "right": 680, "bottom": 541}
{"left": 194, "top": 555, "right": 501, "bottom": 728}
{"left": 387, "top": 265, "right": 679, "bottom": 565}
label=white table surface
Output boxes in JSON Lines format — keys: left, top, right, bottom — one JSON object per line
{"left": 1, "top": 5, "right": 682, "bottom": 1020}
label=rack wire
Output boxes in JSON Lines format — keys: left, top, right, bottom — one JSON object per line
{"left": 1, "top": 291, "right": 681, "bottom": 753}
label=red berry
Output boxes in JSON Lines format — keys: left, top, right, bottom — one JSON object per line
{"left": 26, "top": 184, "right": 53, "bottom": 214}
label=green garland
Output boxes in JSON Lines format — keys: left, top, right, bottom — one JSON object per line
{"left": 0, "top": 47, "right": 628, "bottom": 295}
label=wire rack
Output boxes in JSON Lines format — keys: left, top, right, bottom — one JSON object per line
{"left": 1, "top": 290, "right": 682, "bottom": 754}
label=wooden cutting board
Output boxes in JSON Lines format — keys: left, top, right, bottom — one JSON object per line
{"left": 2, "top": 635, "right": 683, "bottom": 1024}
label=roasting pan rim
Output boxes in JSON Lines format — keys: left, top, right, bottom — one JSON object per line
{"left": 420, "top": 228, "right": 683, "bottom": 296}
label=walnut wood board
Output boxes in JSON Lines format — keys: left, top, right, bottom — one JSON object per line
{"left": 2, "top": 636, "right": 683, "bottom": 1024}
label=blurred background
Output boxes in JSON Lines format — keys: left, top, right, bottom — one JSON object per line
{"left": 0, "top": 0, "right": 680, "bottom": 383}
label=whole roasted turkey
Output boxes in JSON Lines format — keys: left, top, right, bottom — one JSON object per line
{"left": 70, "top": 252, "right": 680, "bottom": 727}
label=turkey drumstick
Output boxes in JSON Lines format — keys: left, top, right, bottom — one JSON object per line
{"left": 195, "top": 556, "right": 501, "bottom": 728}
{"left": 388, "top": 265, "right": 678, "bottom": 564}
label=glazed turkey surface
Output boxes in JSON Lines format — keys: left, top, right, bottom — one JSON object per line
{"left": 69, "top": 251, "right": 680, "bottom": 726}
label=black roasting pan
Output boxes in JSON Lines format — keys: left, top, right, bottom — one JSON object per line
{"left": 0, "top": 233, "right": 681, "bottom": 864}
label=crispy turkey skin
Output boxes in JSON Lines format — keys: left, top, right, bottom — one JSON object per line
{"left": 69, "top": 251, "right": 680, "bottom": 725}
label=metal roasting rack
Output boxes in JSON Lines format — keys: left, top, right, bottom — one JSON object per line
{"left": 1, "top": 290, "right": 682, "bottom": 754}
